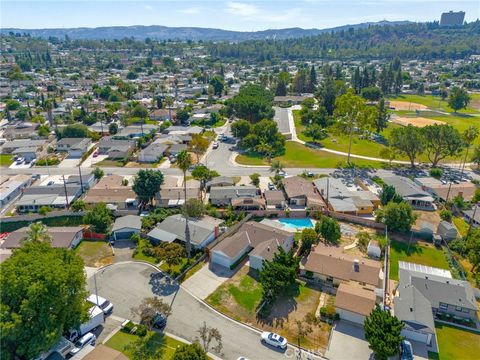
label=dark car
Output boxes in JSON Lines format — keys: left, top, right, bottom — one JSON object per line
{"left": 153, "top": 313, "right": 167, "bottom": 329}
{"left": 400, "top": 340, "right": 413, "bottom": 360}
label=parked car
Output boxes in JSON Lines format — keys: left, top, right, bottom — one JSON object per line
{"left": 69, "top": 333, "right": 96, "bottom": 356}
{"left": 278, "top": 170, "right": 286, "bottom": 177}
{"left": 87, "top": 294, "right": 113, "bottom": 315}
{"left": 260, "top": 331, "right": 287, "bottom": 349}
{"left": 92, "top": 151, "right": 99, "bottom": 158}
{"left": 15, "top": 157, "right": 24, "bottom": 165}
{"left": 67, "top": 305, "right": 104, "bottom": 342}
{"left": 152, "top": 312, "right": 167, "bottom": 329}
{"left": 212, "top": 142, "right": 219, "bottom": 149}
{"left": 400, "top": 340, "right": 413, "bottom": 360}
{"left": 268, "top": 182, "right": 275, "bottom": 190}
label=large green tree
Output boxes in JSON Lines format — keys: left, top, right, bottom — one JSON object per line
{"left": 364, "top": 306, "right": 404, "bottom": 360}
{"left": 225, "top": 83, "right": 274, "bottom": 123}
{"left": 132, "top": 169, "right": 164, "bottom": 207}
{"left": 333, "top": 90, "right": 377, "bottom": 163}
{"left": 318, "top": 217, "right": 341, "bottom": 244}
{"left": 448, "top": 87, "right": 471, "bottom": 112}
{"left": 172, "top": 343, "right": 208, "bottom": 360}
{"left": 389, "top": 125, "right": 424, "bottom": 167}
{"left": 376, "top": 201, "right": 417, "bottom": 233}
{"left": 83, "top": 203, "right": 113, "bottom": 234}
{"left": 259, "top": 248, "right": 299, "bottom": 303}
{"left": 422, "top": 124, "right": 464, "bottom": 167}
{"left": 191, "top": 165, "right": 219, "bottom": 199}
{"left": 1, "top": 241, "right": 87, "bottom": 359}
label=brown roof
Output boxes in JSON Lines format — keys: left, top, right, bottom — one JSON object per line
{"left": 84, "top": 188, "right": 136, "bottom": 203}
{"left": 1, "top": 226, "right": 83, "bottom": 249}
{"left": 334, "top": 283, "right": 377, "bottom": 316}
{"left": 213, "top": 221, "right": 292, "bottom": 259}
{"left": 282, "top": 176, "right": 317, "bottom": 199}
{"left": 431, "top": 184, "right": 477, "bottom": 202}
{"left": 264, "top": 190, "right": 285, "bottom": 204}
{"left": 82, "top": 344, "right": 128, "bottom": 360}
{"left": 231, "top": 197, "right": 266, "bottom": 209}
{"left": 157, "top": 187, "right": 200, "bottom": 201}
{"left": 94, "top": 174, "right": 125, "bottom": 189}
{"left": 302, "top": 243, "right": 381, "bottom": 287}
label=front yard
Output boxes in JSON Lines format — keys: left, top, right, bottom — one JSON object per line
{"left": 0, "top": 154, "right": 13, "bottom": 166}
{"left": 75, "top": 240, "right": 114, "bottom": 267}
{"left": 433, "top": 323, "right": 480, "bottom": 360}
{"left": 105, "top": 329, "right": 185, "bottom": 359}
{"left": 389, "top": 240, "right": 450, "bottom": 280}
{"left": 206, "top": 266, "right": 332, "bottom": 351}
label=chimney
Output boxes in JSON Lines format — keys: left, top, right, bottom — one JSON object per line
{"left": 353, "top": 259, "right": 360, "bottom": 272}
{"left": 267, "top": 246, "right": 270, "bottom": 251}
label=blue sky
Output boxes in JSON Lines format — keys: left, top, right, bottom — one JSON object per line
{"left": 1, "top": 1, "right": 479, "bottom": 31}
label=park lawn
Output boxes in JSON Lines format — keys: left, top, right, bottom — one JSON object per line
{"left": 75, "top": 240, "right": 113, "bottom": 267}
{"left": 0, "top": 154, "right": 13, "bottom": 166}
{"left": 434, "top": 323, "right": 480, "bottom": 360}
{"left": 389, "top": 240, "right": 450, "bottom": 281}
{"left": 388, "top": 94, "right": 480, "bottom": 114}
{"left": 105, "top": 330, "right": 185, "bottom": 359}
{"left": 236, "top": 141, "right": 384, "bottom": 169}
{"left": 206, "top": 266, "right": 331, "bottom": 351}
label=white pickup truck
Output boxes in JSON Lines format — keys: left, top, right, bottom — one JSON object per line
{"left": 67, "top": 305, "right": 104, "bottom": 342}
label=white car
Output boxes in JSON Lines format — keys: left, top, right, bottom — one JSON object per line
{"left": 260, "top": 331, "right": 287, "bottom": 349}
{"left": 69, "top": 332, "right": 96, "bottom": 355}
{"left": 87, "top": 294, "right": 113, "bottom": 314}
{"left": 212, "top": 142, "right": 219, "bottom": 149}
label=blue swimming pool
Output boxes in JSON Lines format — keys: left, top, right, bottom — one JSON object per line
{"left": 277, "top": 218, "right": 314, "bottom": 229}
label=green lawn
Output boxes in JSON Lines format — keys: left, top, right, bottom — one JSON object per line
{"left": 133, "top": 251, "right": 158, "bottom": 264}
{"left": 75, "top": 240, "right": 113, "bottom": 267}
{"left": 435, "top": 323, "right": 480, "bottom": 360}
{"left": 388, "top": 94, "right": 480, "bottom": 114}
{"left": 105, "top": 330, "right": 185, "bottom": 359}
{"left": 96, "top": 159, "right": 125, "bottom": 167}
{"left": 0, "top": 154, "right": 13, "bottom": 166}
{"left": 236, "top": 141, "right": 384, "bottom": 168}
{"left": 389, "top": 240, "right": 450, "bottom": 280}
{"left": 159, "top": 257, "right": 189, "bottom": 275}
{"left": 453, "top": 217, "right": 469, "bottom": 238}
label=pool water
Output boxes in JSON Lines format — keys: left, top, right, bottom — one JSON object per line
{"left": 278, "top": 218, "right": 314, "bottom": 229}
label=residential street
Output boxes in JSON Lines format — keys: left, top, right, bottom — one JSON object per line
{"left": 88, "top": 262, "right": 316, "bottom": 360}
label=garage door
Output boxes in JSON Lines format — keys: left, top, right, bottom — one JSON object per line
{"left": 211, "top": 252, "right": 232, "bottom": 268}
{"left": 401, "top": 329, "right": 429, "bottom": 343}
{"left": 114, "top": 230, "right": 135, "bottom": 240}
{"left": 337, "top": 309, "right": 365, "bottom": 325}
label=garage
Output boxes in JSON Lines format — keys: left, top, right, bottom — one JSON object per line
{"left": 112, "top": 215, "right": 141, "bottom": 241}
{"left": 336, "top": 308, "right": 365, "bottom": 325}
{"left": 211, "top": 251, "right": 234, "bottom": 269}
{"left": 401, "top": 329, "right": 430, "bottom": 344}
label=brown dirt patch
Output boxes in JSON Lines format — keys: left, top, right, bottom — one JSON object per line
{"left": 389, "top": 100, "right": 428, "bottom": 111}
{"left": 413, "top": 210, "right": 441, "bottom": 231}
{"left": 392, "top": 116, "right": 445, "bottom": 128}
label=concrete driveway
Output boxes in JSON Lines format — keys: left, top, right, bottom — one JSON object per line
{"left": 88, "top": 262, "right": 290, "bottom": 360}
{"left": 182, "top": 262, "right": 235, "bottom": 299}
{"left": 326, "top": 321, "right": 374, "bottom": 360}
{"left": 58, "top": 156, "right": 80, "bottom": 168}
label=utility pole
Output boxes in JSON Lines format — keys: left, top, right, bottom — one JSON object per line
{"left": 94, "top": 272, "right": 99, "bottom": 306}
{"left": 445, "top": 177, "right": 453, "bottom": 203}
{"left": 62, "top": 175, "right": 69, "bottom": 209}
{"left": 326, "top": 177, "right": 330, "bottom": 212}
{"left": 465, "top": 203, "right": 479, "bottom": 243}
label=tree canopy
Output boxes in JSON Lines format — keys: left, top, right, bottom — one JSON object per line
{"left": 225, "top": 83, "right": 274, "bottom": 123}
{"left": 83, "top": 202, "right": 113, "bottom": 233}
{"left": 132, "top": 169, "right": 164, "bottom": 207}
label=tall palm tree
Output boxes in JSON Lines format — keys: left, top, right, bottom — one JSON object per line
{"left": 177, "top": 150, "right": 193, "bottom": 258}
{"left": 269, "top": 160, "right": 284, "bottom": 175}
{"left": 164, "top": 96, "right": 174, "bottom": 123}
{"left": 22, "top": 222, "right": 52, "bottom": 244}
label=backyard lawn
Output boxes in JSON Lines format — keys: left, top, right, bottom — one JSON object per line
{"left": 236, "top": 141, "right": 383, "bottom": 169}
{"left": 389, "top": 240, "right": 450, "bottom": 280}
{"left": 105, "top": 329, "right": 185, "bottom": 359}
{"left": 206, "top": 266, "right": 332, "bottom": 351}
{"left": 0, "top": 154, "right": 13, "bottom": 166}
{"left": 434, "top": 323, "right": 480, "bottom": 360}
{"left": 75, "top": 240, "right": 113, "bottom": 267}
{"left": 453, "top": 217, "right": 469, "bottom": 238}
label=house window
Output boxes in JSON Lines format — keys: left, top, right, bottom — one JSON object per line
{"left": 455, "top": 306, "right": 462, "bottom": 312}
{"left": 462, "top": 308, "right": 470, "bottom": 313}
{"left": 439, "top": 303, "right": 448, "bottom": 310}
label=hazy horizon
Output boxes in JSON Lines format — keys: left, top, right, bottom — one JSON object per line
{"left": 1, "top": 1, "right": 479, "bottom": 32}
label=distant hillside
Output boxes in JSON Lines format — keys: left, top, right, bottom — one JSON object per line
{"left": 1, "top": 21, "right": 411, "bottom": 41}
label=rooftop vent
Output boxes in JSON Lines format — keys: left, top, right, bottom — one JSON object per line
{"left": 353, "top": 259, "right": 360, "bottom": 272}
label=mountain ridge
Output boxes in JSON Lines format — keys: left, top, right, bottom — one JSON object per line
{"left": 1, "top": 21, "right": 413, "bottom": 41}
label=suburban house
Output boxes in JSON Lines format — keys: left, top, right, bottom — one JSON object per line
{"left": 56, "top": 138, "right": 92, "bottom": 157}
{"left": 205, "top": 176, "right": 235, "bottom": 190}
{"left": 282, "top": 176, "right": 325, "bottom": 209}
{"left": 334, "top": 283, "right": 377, "bottom": 325}
{"left": 98, "top": 137, "right": 136, "bottom": 159}
{"left": 300, "top": 243, "right": 383, "bottom": 291}
{"left": 231, "top": 197, "right": 266, "bottom": 210}
{"left": 436, "top": 221, "right": 458, "bottom": 241}
{"left": 155, "top": 186, "right": 200, "bottom": 207}
{"left": 84, "top": 175, "right": 137, "bottom": 210}
{"left": 0, "top": 174, "right": 33, "bottom": 210}
{"left": 414, "top": 177, "right": 477, "bottom": 202}
{"left": 211, "top": 222, "right": 294, "bottom": 270}
{"left": 66, "top": 171, "right": 96, "bottom": 190}
{"left": 2, "top": 121, "right": 40, "bottom": 140}
{"left": 15, "top": 184, "right": 82, "bottom": 212}
{"left": 1, "top": 139, "right": 46, "bottom": 161}
{"left": 314, "top": 177, "right": 378, "bottom": 215}
{"left": 116, "top": 124, "right": 158, "bottom": 138}
{"left": 383, "top": 176, "right": 435, "bottom": 210}
{"left": 167, "top": 143, "right": 188, "bottom": 156}
{"left": 0, "top": 226, "right": 84, "bottom": 249}
{"left": 209, "top": 186, "right": 259, "bottom": 206}
{"left": 147, "top": 214, "right": 222, "bottom": 248}
{"left": 150, "top": 108, "right": 176, "bottom": 121}
{"left": 263, "top": 190, "right": 286, "bottom": 209}
{"left": 138, "top": 141, "right": 168, "bottom": 163}
{"left": 462, "top": 208, "right": 480, "bottom": 228}
{"left": 394, "top": 261, "right": 478, "bottom": 346}
{"left": 112, "top": 215, "right": 142, "bottom": 240}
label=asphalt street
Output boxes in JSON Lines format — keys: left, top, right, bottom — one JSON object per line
{"left": 88, "top": 262, "right": 309, "bottom": 360}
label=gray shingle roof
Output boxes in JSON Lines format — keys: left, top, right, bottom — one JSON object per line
{"left": 112, "top": 215, "right": 142, "bottom": 232}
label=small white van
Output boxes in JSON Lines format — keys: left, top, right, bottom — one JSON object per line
{"left": 87, "top": 294, "right": 114, "bottom": 315}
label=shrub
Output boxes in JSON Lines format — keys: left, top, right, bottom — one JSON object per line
{"left": 123, "top": 321, "right": 134, "bottom": 332}
{"left": 135, "top": 324, "right": 148, "bottom": 337}
{"left": 429, "top": 168, "right": 443, "bottom": 179}
{"left": 439, "top": 209, "right": 452, "bottom": 222}
{"left": 38, "top": 206, "right": 53, "bottom": 216}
